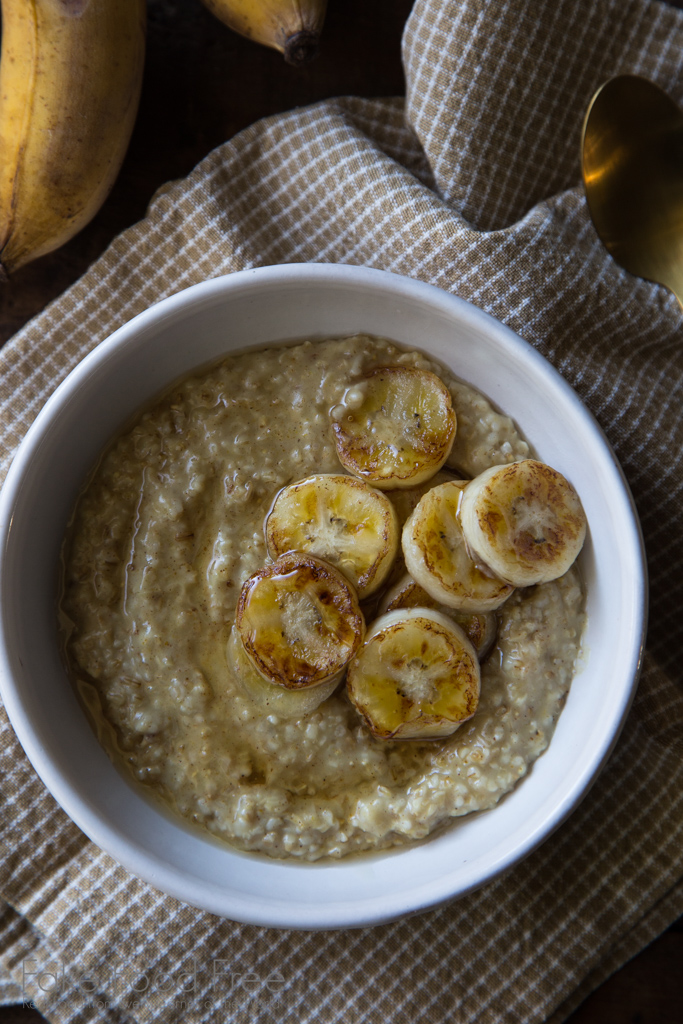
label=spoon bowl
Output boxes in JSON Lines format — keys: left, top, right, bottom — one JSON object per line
{"left": 582, "top": 74, "right": 683, "bottom": 304}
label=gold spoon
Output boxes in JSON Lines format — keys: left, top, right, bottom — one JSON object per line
{"left": 581, "top": 74, "right": 683, "bottom": 305}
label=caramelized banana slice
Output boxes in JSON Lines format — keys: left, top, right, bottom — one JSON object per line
{"left": 265, "top": 474, "right": 399, "bottom": 598}
{"left": 386, "top": 469, "right": 465, "bottom": 529}
{"left": 227, "top": 627, "right": 339, "bottom": 718}
{"left": 378, "top": 573, "right": 497, "bottom": 659}
{"left": 459, "top": 460, "right": 587, "bottom": 586}
{"left": 380, "top": 469, "right": 467, "bottom": 591}
{"left": 402, "top": 481, "right": 514, "bottom": 612}
{"left": 346, "top": 609, "right": 480, "bottom": 740}
{"left": 330, "top": 366, "right": 456, "bottom": 490}
{"left": 236, "top": 552, "right": 365, "bottom": 689}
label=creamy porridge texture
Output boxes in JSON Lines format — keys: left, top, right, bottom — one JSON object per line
{"left": 60, "top": 336, "right": 585, "bottom": 860}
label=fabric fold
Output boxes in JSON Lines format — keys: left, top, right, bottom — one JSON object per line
{"left": 404, "top": 0, "right": 683, "bottom": 229}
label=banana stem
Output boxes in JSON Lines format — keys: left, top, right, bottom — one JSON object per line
{"left": 284, "top": 30, "right": 320, "bottom": 65}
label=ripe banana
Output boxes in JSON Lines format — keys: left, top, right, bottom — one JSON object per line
{"left": 200, "top": 0, "right": 326, "bottom": 65}
{"left": 346, "top": 609, "right": 480, "bottom": 741}
{"left": 378, "top": 572, "right": 498, "bottom": 660}
{"left": 235, "top": 551, "right": 365, "bottom": 690}
{"left": 0, "top": 0, "right": 146, "bottom": 277}
{"left": 402, "top": 480, "right": 514, "bottom": 612}
{"left": 330, "top": 366, "right": 457, "bottom": 490}
{"left": 265, "top": 474, "right": 399, "bottom": 598}
{"left": 459, "top": 460, "right": 587, "bottom": 586}
{"left": 227, "top": 626, "right": 339, "bottom": 718}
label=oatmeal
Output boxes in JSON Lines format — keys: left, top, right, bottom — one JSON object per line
{"left": 59, "top": 336, "right": 585, "bottom": 860}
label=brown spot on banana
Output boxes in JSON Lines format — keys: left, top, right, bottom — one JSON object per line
{"left": 58, "top": 0, "right": 93, "bottom": 16}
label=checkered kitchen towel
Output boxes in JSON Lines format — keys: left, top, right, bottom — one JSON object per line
{"left": 2, "top": 0, "right": 683, "bottom": 1021}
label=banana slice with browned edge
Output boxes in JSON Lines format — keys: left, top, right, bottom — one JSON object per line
{"left": 346, "top": 609, "right": 480, "bottom": 740}
{"left": 236, "top": 552, "right": 364, "bottom": 689}
{"left": 265, "top": 474, "right": 399, "bottom": 598}
{"left": 330, "top": 366, "right": 457, "bottom": 490}
{"left": 377, "top": 469, "right": 466, "bottom": 594}
{"left": 378, "top": 573, "right": 497, "bottom": 659}
{"left": 227, "top": 627, "right": 339, "bottom": 718}
{"left": 459, "top": 460, "right": 587, "bottom": 586}
{"left": 402, "top": 481, "right": 514, "bottom": 612}
{"left": 386, "top": 468, "right": 464, "bottom": 529}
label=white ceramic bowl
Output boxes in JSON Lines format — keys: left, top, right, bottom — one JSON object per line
{"left": 0, "top": 264, "right": 646, "bottom": 929}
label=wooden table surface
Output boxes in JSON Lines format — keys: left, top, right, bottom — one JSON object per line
{"left": 1, "top": 2, "right": 682, "bottom": 1021}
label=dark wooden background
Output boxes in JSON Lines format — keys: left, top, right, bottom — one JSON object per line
{"left": 0, "top": 1, "right": 682, "bottom": 1021}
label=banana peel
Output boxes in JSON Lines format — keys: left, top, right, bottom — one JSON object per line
{"left": 0, "top": 0, "right": 146, "bottom": 278}
{"left": 201, "top": 0, "right": 327, "bottom": 65}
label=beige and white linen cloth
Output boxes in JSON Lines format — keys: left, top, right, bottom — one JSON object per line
{"left": 1, "top": 0, "right": 683, "bottom": 1020}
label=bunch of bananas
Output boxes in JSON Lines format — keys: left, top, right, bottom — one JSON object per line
{"left": 233, "top": 364, "right": 588, "bottom": 742}
{"left": 0, "top": 0, "right": 326, "bottom": 278}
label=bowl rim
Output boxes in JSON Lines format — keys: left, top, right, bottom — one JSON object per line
{"left": 0, "top": 263, "right": 648, "bottom": 929}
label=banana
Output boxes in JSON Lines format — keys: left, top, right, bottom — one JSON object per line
{"left": 235, "top": 551, "right": 365, "bottom": 690}
{"left": 200, "top": 0, "right": 326, "bottom": 65}
{"left": 459, "top": 460, "right": 587, "bottom": 586}
{"left": 402, "top": 481, "right": 514, "bottom": 613}
{"left": 227, "top": 626, "right": 339, "bottom": 718}
{"left": 330, "top": 366, "right": 457, "bottom": 491}
{"left": 377, "top": 469, "right": 463, "bottom": 593}
{"left": 0, "top": 0, "right": 146, "bottom": 276}
{"left": 346, "top": 609, "right": 480, "bottom": 741}
{"left": 386, "top": 469, "right": 463, "bottom": 529}
{"left": 378, "top": 573, "right": 497, "bottom": 660}
{"left": 265, "top": 474, "right": 399, "bottom": 599}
